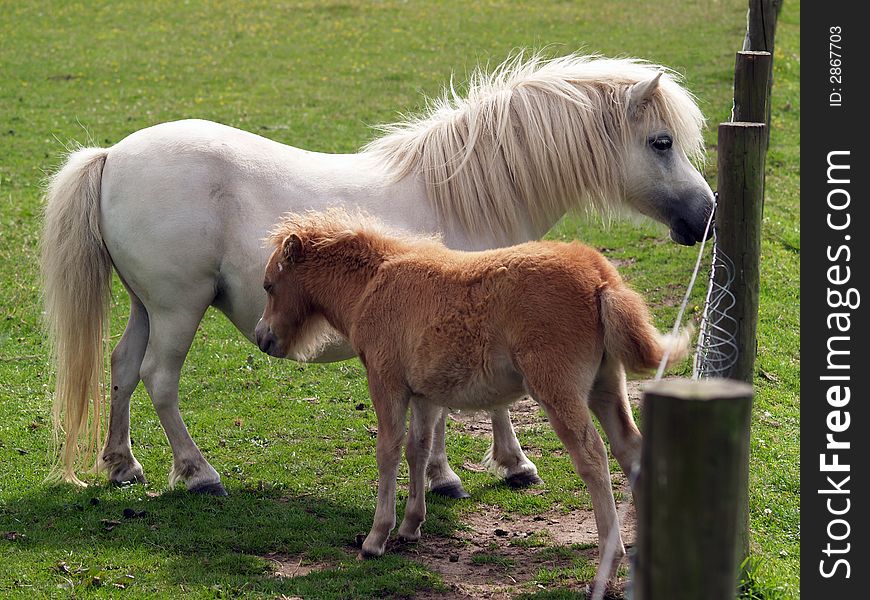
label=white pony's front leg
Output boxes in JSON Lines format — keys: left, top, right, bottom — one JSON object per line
{"left": 482, "top": 406, "right": 543, "bottom": 488}
{"left": 426, "top": 409, "right": 470, "bottom": 499}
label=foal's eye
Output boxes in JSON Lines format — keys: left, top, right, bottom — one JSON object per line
{"left": 650, "top": 135, "right": 673, "bottom": 151}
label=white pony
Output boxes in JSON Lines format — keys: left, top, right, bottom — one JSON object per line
{"left": 41, "top": 53, "right": 713, "bottom": 496}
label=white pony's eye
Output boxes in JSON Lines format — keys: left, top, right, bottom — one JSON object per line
{"left": 649, "top": 135, "right": 673, "bottom": 151}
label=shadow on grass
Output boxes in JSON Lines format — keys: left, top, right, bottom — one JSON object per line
{"left": 0, "top": 483, "right": 458, "bottom": 598}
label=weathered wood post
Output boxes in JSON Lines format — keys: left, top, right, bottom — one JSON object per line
{"left": 714, "top": 122, "right": 765, "bottom": 386}
{"left": 742, "top": 0, "right": 782, "bottom": 143}
{"left": 713, "top": 22, "right": 773, "bottom": 583}
{"left": 650, "top": 6, "right": 774, "bottom": 596}
{"left": 733, "top": 51, "right": 772, "bottom": 125}
{"left": 720, "top": 44, "right": 770, "bottom": 382}
{"left": 742, "top": 0, "right": 782, "bottom": 55}
{"left": 714, "top": 121, "right": 765, "bottom": 574}
{"left": 634, "top": 379, "right": 754, "bottom": 600}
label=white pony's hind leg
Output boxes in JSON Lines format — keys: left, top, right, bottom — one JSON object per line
{"left": 139, "top": 301, "right": 225, "bottom": 495}
{"left": 426, "top": 409, "right": 469, "bottom": 499}
{"left": 98, "top": 292, "right": 149, "bottom": 485}
{"left": 482, "top": 407, "right": 542, "bottom": 488}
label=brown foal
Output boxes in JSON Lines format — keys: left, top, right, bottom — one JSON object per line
{"left": 255, "top": 209, "right": 688, "bottom": 580}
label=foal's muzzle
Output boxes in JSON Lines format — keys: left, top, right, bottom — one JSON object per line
{"left": 255, "top": 319, "right": 285, "bottom": 358}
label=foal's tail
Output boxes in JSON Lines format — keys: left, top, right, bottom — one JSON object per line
{"left": 41, "top": 147, "right": 112, "bottom": 486}
{"left": 598, "top": 283, "right": 690, "bottom": 373}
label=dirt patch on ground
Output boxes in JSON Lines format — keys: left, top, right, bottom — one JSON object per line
{"left": 262, "top": 501, "right": 634, "bottom": 598}
{"left": 459, "top": 502, "right": 636, "bottom": 549}
{"left": 397, "top": 501, "right": 634, "bottom": 598}
{"left": 606, "top": 257, "right": 637, "bottom": 269}
{"left": 262, "top": 552, "right": 334, "bottom": 579}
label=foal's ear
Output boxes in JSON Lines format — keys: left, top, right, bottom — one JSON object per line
{"left": 627, "top": 71, "right": 662, "bottom": 119}
{"left": 281, "top": 233, "right": 304, "bottom": 263}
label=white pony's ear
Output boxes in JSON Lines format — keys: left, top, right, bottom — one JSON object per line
{"left": 628, "top": 71, "right": 662, "bottom": 120}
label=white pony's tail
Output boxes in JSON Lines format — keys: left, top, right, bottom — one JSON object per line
{"left": 41, "top": 147, "right": 112, "bottom": 486}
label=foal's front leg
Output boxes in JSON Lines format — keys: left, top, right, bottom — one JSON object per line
{"left": 398, "top": 399, "right": 441, "bottom": 541}
{"left": 361, "top": 371, "right": 410, "bottom": 557}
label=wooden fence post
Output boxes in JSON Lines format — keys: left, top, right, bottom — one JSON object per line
{"left": 714, "top": 122, "right": 766, "bottom": 386}
{"left": 742, "top": 0, "right": 782, "bottom": 54}
{"left": 634, "top": 379, "right": 754, "bottom": 600}
{"left": 733, "top": 51, "right": 772, "bottom": 125}
{"left": 741, "top": 0, "right": 782, "bottom": 143}
{"left": 714, "top": 122, "right": 765, "bottom": 573}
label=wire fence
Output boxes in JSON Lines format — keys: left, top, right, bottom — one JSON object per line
{"left": 693, "top": 228, "right": 739, "bottom": 379}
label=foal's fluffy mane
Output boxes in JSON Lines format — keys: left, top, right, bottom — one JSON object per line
{"left": 267, "top": 208, "right": 438, "bottom": 253}
{"left": 362, "top": 52, "right": 705, "bottom": 241}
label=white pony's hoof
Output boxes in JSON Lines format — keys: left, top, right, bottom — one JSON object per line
{"left": 505, "top": 471, "right": 544, "bottom": 488}
{"left": 430, "top": 482, "right": 471, "bottom": 499}
{"left": 188, "top": 482, "right": 228, "bottom": 496}
{"left": 360, "top": 535, "right": 387, "bottom": 558}
{"left": 482, "top": 446, "right": 543, "bottom": 488}
{"left": 101, "top": 456, "right": 147, "bottom": 486}
{"left": 398, "top": 524, "right": 422, "bottom": 542}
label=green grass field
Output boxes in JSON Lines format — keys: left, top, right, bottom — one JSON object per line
{"left": 1, "top": 1, "right": 799, "bottom": 597}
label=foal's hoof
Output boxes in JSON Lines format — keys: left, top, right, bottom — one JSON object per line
{"left": 430, "top": 482, "right": 471, "bottom": 499}
{"left": 505, "top": 471, "right": 544, "bottom": 489}
{"left": 188, "top": 482, "right": 228, "bottom": 496}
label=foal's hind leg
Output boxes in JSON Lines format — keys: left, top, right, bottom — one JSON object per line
{"left": 140, "top": 302, "right": 225, "bottom": 495}
{"left": 588, "top": 354, "right": 642, "bottom": 493}
{"left": 544, "top": 405, "right": 624, "bottom": 580}
{"left": 482, "top": 407, "right": 542, "bottom": 488}
{"left": 98, "top": 292, "right": 149, "bottom": 485}
{"left": 520, "top": 357, "right": 624, "bottom": 580}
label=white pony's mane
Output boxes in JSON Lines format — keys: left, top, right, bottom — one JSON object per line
{"left": 362, "top": 52, "right": 705, "bottom": 240}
